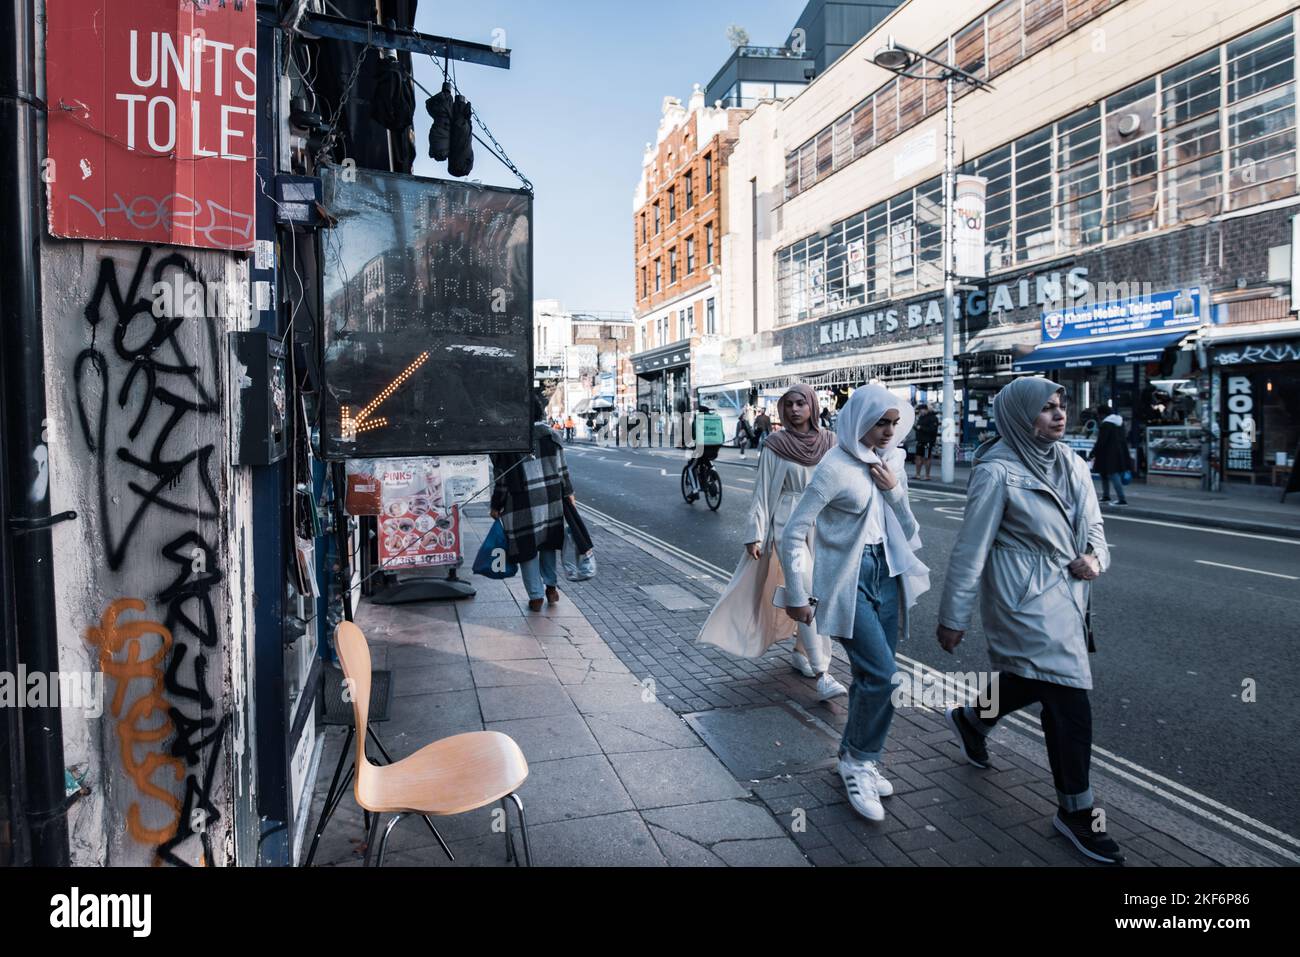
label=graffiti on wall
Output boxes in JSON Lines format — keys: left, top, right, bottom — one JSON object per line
{"left": 72, "top": 246, "right": 230, "bottom": 866}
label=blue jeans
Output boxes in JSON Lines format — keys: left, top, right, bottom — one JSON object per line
{"left": 837, "top": 542, "right": 901, "bottom": 764}
{"left": 519, "top": 549, "right": 558, "bottom": 600}
{"left": 1098, "top": 472, "right": 1126, "bottom": 502}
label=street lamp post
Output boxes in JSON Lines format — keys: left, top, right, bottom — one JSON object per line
{"left": 870, "top": 37, "right": 992, "bottom": 484}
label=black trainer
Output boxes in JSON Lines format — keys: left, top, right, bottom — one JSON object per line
{"left": 945, "top": 706, "right": 990, "bottom": 769}
{"left": 1054, "top": 809, "right": 1126, "bottom": 865}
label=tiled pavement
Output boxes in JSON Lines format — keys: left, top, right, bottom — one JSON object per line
{"left": 307, "top": 506, "right": 1279, "bottom": 867}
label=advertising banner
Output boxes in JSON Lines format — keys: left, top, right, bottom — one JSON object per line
{"left": 342, "top": 458, "right": 460, "bottom": 569}
{"left": 1042, "top": 288, "right": 1200, "bottom": 344}
{"left": 953, "top": 175, "right": 987, "bottom": 279}
{"left": 45, "top": 0, "right": 256, "bottom": 250}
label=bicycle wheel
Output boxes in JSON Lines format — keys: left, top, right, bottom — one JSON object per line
{"left": 681, "top": 463, "right": 695, "bottom": 505}
{"left": 704, "top": 469, "right": 722, "bottom": 511}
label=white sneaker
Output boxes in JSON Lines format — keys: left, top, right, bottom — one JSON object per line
{"left": 863, "top": 760, "right": 894, "bottom": 797}
{"left": 791, "top": 650, "right": 816, "bottom": 678}
{"left": 815, "top": 672, "right": 848, "bottom": 701}
{"left": 838, "top": 758, "right": 885, "bottom": 821}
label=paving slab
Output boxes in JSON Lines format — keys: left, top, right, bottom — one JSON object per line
{"left": 529, "top": 812, "right": 666, "bottom": 867}
{"left": 584, "top": 708, "right": 702, "bottom": 754}
{"left": 642, "top": 799, "right": 787, "bottom": 844}
{"left": 607, "top": 748, "right": 749, "bottom": 809}
{"left": 517, "top": 753, "right": 636, "bottom": 825}
{"left": 684, "top": 704, "right": 840, "bottom": 781}
{"left": 485, "top": 714, "right": 603, "bottom": 763}
{"left": 476, "top": 682, "right": 576, "bottom": 723}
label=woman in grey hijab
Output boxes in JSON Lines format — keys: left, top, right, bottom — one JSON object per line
{"left": 935, "top": 376, "right": 1125, "bottom": 864}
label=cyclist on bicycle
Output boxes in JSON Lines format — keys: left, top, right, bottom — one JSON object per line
{"left": 687, "top": 404, "right": 725, "bottom": 503}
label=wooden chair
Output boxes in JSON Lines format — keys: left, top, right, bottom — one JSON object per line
{"left": 334, "top": 621, "right": 532, "bottom": 867}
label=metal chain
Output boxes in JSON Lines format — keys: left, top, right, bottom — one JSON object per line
{"left": 314, "top": 43, "right": 372, "bottom": 168}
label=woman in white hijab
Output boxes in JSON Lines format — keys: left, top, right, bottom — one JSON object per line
{"left": 780, "top": 385, "right": 929, "bottom": 823}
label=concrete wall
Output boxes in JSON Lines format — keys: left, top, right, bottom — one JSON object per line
{"left": 41, "top": 239, "right": 255, "bottom": 865}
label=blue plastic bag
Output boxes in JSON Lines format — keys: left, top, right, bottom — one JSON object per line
{"left": 1121, "top": 470, "right": 1132, "bottom": 485}
{"left": 472, "top": 519, "right": 518, "bottom": 579}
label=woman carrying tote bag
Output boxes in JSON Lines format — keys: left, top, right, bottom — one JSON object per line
{"left": 780, "top": 385, "right": 930, "bottom": 823}
{"left": 696, "top": 384, "right": 846, "bottom": 701}
{"left": 936, "top": 376, "right": 1124, "bottom": 865}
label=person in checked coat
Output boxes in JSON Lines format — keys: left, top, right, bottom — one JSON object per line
{"left": 696, "top": 384, "right": 847, "bottom": 701}
{"left": 490, "top": 397, "right": 576, "bottom": 612}
{"left": 779, "top": 384, "right": 930, "bottom": 823}
{"left": 936, "top": 376, "right": 1125, "bottom": 865}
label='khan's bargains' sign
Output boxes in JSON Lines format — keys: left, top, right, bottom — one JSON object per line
{"left": 45, "top": 0, "right": 256, "bottom": 250}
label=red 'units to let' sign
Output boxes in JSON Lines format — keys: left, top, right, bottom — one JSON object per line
{"left": 45, "top": 0, "right": 257, "bottom": 250}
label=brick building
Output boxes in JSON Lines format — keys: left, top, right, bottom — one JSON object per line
{"left": 630, "top": 86, "right": 748, "bottom": 426}
{"left": 719, "top": 0, "right": 1300, "bottom": 489}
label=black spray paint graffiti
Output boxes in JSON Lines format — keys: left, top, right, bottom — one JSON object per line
{"left": 73, "top": 246, "right": 229, "bottom": 866}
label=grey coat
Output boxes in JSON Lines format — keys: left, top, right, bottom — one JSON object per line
{"left": 937, "top": 442, "right": 1110, "bottom": 689}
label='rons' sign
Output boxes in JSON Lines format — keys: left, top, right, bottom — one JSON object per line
{"left": 45, "top": 0, "right": 256, "bottom": 250}
{"left": 818, "top": 267, "right": 1091, "bottom": 347}
{"left": 1225, "top": 375, "right": 1257, "bottom": 471}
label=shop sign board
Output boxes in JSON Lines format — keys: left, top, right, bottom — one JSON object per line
{"left": 45, "top": 0, "right": 257, "bottom": 250}
{"left": 1224, "top": 375, "right": 1258, "bottom": 472}
{"left": 1041, "top": 288, "right": 1200, "bottom": 344}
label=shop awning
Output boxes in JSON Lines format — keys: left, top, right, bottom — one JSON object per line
{"left": 1013, "top": 331, "right": 1190, "bottom": 372}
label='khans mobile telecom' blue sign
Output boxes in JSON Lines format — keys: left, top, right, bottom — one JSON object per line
{"left": 1041, "top": 288, "right": 1200, "bottom": 343}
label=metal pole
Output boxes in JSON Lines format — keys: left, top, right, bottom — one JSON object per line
{"left": 941, "top": 74, "right": 956, "bottom": 485}
{"left": 0, "top": 0, "right": 70, "bottom": 864}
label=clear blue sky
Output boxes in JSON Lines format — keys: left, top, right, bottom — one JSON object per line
{"left": 412, "top": 0, "right": 804, "bottom": 315}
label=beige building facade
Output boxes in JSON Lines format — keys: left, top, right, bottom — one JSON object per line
{"left": 718, "top": 0, "right": 1300, "bottom": 485}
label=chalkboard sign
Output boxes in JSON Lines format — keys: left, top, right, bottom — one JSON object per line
{"left": 319, "top": 165, "right": 533, "bottom": 459}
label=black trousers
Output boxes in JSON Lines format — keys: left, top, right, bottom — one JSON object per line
{"left": 973, "top": 672, "right": 1093, "bottom": 809}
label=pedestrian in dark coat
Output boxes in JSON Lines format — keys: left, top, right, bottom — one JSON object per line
{"left": 490, "top": 399, "right": 576, "bottom": 611}
{"left": 754, "top": 408, "right": 772, "bottom": 453}
{"left": 1089, "top": 407, "right": 1131, "bottom": 505}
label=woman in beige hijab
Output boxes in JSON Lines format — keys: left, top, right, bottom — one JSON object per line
{"left": 697, "top": 384, "right": 846, "bottom": 700}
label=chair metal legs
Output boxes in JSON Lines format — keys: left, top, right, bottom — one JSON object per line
{"left": 305, "top": 725, "right": 455, "bottom": 866}
{"left": 372, "top": 813, "right": 407, "bottom": 868}
{"left": 304, "top": 727, "right": 354, "bottom": 867}
{"left": 502, "top": 792, "right": 532, "bottom": 867}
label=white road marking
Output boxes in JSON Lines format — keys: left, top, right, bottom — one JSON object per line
{"left": 1195, "top": 560, "right": 1299, "bottom": 580}
{"left": 1103, "top": 514, "right": 1300, "bottom": 545}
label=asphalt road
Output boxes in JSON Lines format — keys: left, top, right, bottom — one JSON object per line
{"left": 562, "top": 439, "right": 1300, "bottom": 842}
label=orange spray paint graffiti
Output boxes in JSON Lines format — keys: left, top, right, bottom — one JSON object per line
{"left": 84, "top": 598, "right": 184, "bottom": 848}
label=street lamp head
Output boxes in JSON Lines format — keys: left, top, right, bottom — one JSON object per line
{"left": 870, "top": 37, "right": 914, "bottom": 72}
